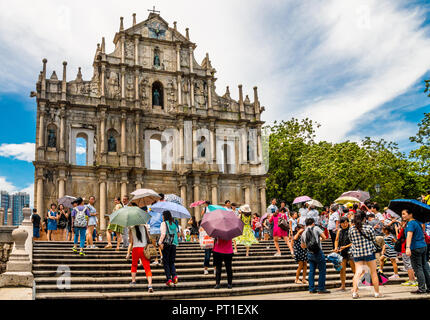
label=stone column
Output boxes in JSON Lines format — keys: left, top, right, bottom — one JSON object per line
{"left": 21, "top": 207, "right": 33, "bottom": 263}
{"left": 180, "top": 182, "right": 187, "bottom": 230}
{"left": 244, "top": 185, "right": 251, "bottom": 206}
{"left": 177, "top": 75, "right": 182, "bottom": 106}
{"left": 135, "top": 114, "right": 140, "bottom": 155}
{"left": 211, "top": 175, "right": 218, "bottom": 205}
{"left": 61, "top": 61, "right": 67, "bottom": 101}
{"left": 36, "top": 176, "right": 44, "bottom": 218}
{"left": 0, "top": 228, "right": 34, "bottom": 288}
{"left": 257, "top": 129, "right": 263, "bottom": 163}
{"left": 99, "top": 178, "right": 107, "bottom": 233}
{"left": 7, "top": 209, "right": 13, "bottom": 226}
{"left": 59, "top": 109, "right": 65, "bottom": 150}
{"left": 189, "top": 46, "right": 193, "bottom": 73}
{"left": 193, "top": 175, "right": 200, "bottom": 221}
{"left": 38, "top": 104, "right": 45, "bottom": 147}
{"left": 190, "top": 76, "right": 195, "bottom": 108}
{"left": 120, "top": 33, "right": 125, "bottom": 64}
{"left": 101, "top": 64, "right": 106, "bottom": 97}
{"left": 58, "top": 178, "right": 65, "bottom": 199}
{"left": 207, "top": 79, "right": 212, "bottom": 110}
{"left": 121, "top": 171, "right": 128, "bottom": 200}
{"left": 134, "top": 36, "right": 139, "bottom": 65}
{"left": 179, "top": 123, "right": 184, "bottom": 160}
{"left": 260, "top": 186, "right": 267, "bottom": 215}
{"left": 241, "top": 126, "right": 248, "bottom": 163}
{"left": 192, "top": 124, "right": 197, "bottom": 161}
{"left": 176, "top": 43, "right": 181, "bottom": 71}
{"left": 121, "top": 67, "right": 125, "bottom": 100}
{"left": 100, "top": 111, "right": 106, "bottom": 154}
{"left": 121, "top": 112, "right": 126, "bottom": 154}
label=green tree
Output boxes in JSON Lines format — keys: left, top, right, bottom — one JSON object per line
{"left": 409, "top": 112, "right": 430, "bottom": 191}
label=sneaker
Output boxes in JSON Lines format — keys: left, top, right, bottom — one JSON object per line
{"left": 411, "top": 289, "right": 427, "bottom": 294}
{"left": 166, "top": 280, "right": 173, "bottom": 287}
{"left": 411, "top": 281, "right": 418, "bottom": 287}
{"left": 374, "top": 293, "right": 383, "bottom": 298}
{"left": 148, "top": 286, "right": 154, "bottom": 293}
{"left": 151, "top": 261, "right": 159, "bottom": 266}
{"left": 352, "top": 292, "right": 359, "bottom": 299}
{"left": 214, "top": 285, "right": 220, "bottom": 289}
{"left": 173, "top": 276, "right": 178, "bottom": 284}
{"left": 401, "top": 281, "right": 414, "bottom": 286}
{"left": 204, "top": 270, "right": 209, "bottom": 275}
{"left": 388, "top": 274, "right": 400, "bottom": 280}
{"left": 274, "top": 252, "right": 281, "bottom": 257}
{"left": 309, "top": 290, "right": 317, "bottom": 294}
{"left": 72, "top": 247, "right": 78, "bottom": 253}
{"left": 79, "top": 251, "right": 86, "bottom": 256}
{"left": 227, "top": 284, "right": 232, "bottom": 289}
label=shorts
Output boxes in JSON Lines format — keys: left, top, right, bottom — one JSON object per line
{"left": 33, "top": 227, "right": 40, "bottom": 238}
{"left": 353, "top": 253, "right": 375, "bottom": 262}
{"left": 402, "top": 253, "right": 413, "bottom": 270}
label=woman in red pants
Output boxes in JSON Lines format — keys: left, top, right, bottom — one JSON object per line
{"left": 129, "top": 223, "right": 153, "bottom": 293}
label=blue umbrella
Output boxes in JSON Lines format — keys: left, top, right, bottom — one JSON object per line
{"left": 150, "top": 201, "right": 191, "bottom": 219}
{"left": 388, "top": 199, "right": 430, "bottom": 222}
{"left": 208, "top": 204, "right": 227, "bottom": 212}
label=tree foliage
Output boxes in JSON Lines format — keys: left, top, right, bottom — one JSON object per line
{"left": 409, "top": 112, "right": 430, "bottom": 190}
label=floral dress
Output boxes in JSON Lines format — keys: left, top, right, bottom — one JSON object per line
{"left": 234, "top": 214, "right": 259, "bottom": 247}
{"left": 107, "top": 203, "right": 124, "bottom": 234}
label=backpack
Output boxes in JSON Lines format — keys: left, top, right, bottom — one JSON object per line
{"left": 305, "top": 226, "right": 321, "bottom": 254}
{"left": 73, "top": 207, "right": 88, "bottom": 228}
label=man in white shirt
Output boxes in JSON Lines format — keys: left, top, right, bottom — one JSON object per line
{"left": 267, "top": 198, "right": 278, "bottom": 214}
{"left": 327, "top": 205, "right": 340, "bottom": 248}
{"left": 371, "top": 203, "right": 384, "bottom": 221}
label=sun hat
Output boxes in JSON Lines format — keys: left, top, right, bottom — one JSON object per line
{"left": 239, "top": 204, "right": 251, "bottom": 213}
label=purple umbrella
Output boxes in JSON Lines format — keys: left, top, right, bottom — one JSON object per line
{"left": 341, "top": 190, "right": 370, "bottom": 202}
{"left": 200, "top": 209, "right": 244, "bottom": 240}
{"left": 293, "top": 196, "right": 312, "bottom": 204}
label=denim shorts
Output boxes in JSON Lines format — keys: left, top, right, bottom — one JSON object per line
{"left": 353, "top": 253, "right": 375, "bottom": 262}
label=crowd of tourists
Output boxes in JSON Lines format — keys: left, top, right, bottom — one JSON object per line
{"left": 30, "top": 192, "right": 430, "bottom": 298}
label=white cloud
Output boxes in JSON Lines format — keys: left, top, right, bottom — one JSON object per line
{"left": 76, "top": 146, "right": 86, "bottom": 155}
{"left": 0, "top": 0, "right": 429, "bottom": 148}
{"left": 0, "top": 142, "right": 35, "bottom": 162}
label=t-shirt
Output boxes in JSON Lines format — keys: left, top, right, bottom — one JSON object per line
{"left": 405, "top": 220, "right": 427, "bottom": 250}
{"left": 307, "top": 209, "right": 319, "bottom": 223}
{"left": 375, "top": 212, "right": 384, "bottom": 221}
{"left": 267, "top": 204, "right": 278, "bottom": 214}
{"left": 213, "top": 238, "right": 233, "bottom": 254}
{"left": 367, "top": 219, "right": 384, "bottom": 236}
{"left": 149, "top": 211, "right": 163, "bottom": 235}
{"left": 327, "top": 212, "right": 340, "bottom": 231}
{"left": 32, "top": 214, "right": 41, "bottom": 228}
{"left": 301, "top": 226, "right": 324, "bottom": 250}
{"left": 131, "top": 225, "right": 148, "bottom": 248}
{"left": 71, "top": 206, "right": 91, "bottom": 218}
{"left": 86, "top": 204, "right": 97, "bottom": 225}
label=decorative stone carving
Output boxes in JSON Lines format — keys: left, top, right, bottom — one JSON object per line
{"left": 139, "top": 76, "right": 150, "bottom": 107}
{"left": 125, "top": 41, "right": 134, "bottom": 59}
{"left": 167, "top": 79, "right": 177, "bottom": 111}
{"left": 107, "top": 72, "right": 121, "bottom": 99}
{"left": 47, "top": 129, "right": 56, "bottom": 148}
{"left": 125, "top": 74, "right": 134, "bottom": 101}
{"left": 90, "top": 67, "right": 100, "bottom": 97}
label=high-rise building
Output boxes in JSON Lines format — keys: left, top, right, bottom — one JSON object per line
{"left": 0, "top": 191, "right": 30, "bottom": 225}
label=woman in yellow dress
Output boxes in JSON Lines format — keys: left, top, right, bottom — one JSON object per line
{"left": 234, "top": 204, "right": 259, "bottom": 257}
{"left": 105, "top": 197, "right": 124, "bottom": 250}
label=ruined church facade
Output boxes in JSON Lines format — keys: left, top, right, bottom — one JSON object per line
{"left": 32, "top": 12, "right": 267, "bottom": 231}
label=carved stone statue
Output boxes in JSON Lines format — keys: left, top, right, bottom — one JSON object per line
{"left": 154, "top": 52, "right": 160, "bottom": 67}
{"left": 47, "top": 129, "right": 56, "bottom": 148}
{"left": 153, "top": 88, "right": 161, "bottom": 106}
{"left": 107, "top": 72, "right": 120, "bottom": 99}
{"left": 108, "top": 135, "right": 117, "bottom": 152}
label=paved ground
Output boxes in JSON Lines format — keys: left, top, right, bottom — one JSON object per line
{"left": 198, "top": 284, "right": 430, "bottom": 300}
{"left": 0, "top": 287, "right": 33, "bottom": 300}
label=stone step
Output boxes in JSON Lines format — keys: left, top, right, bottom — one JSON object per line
{"left": 34, "top": 278, "right": 403, "bottom": 300}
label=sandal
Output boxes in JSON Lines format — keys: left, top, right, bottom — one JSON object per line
{"left": 302, "top": 280, "right": 308, "bottom": 284}
{"left": 295, "top": 280, "right": 303, "bottom": 284}
{"left": 352, "top": 292, "right": 359, "bottom": 299}
{"left": 104, "top": 244, "right": 112, "bottom": 249}
{"left": 148, "top": 286, "right": 154, "bottom": 293}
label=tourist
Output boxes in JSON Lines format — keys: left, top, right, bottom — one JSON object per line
{"left": 301, "top": 218, "right": 329, "bottom": 294}
{"left": 31, "top": 209, "right": 41, "bottom": 240}
{"left": 67, "top": 201, "right": 75, "bottom": 241}
{"left": 267, "top": 198, "right": 278, "bottom": 214}
{"left": 270, "top": 208, "right": 293, "bottom": 256}
{"left": 234, "top": 204, "right": 259, "bottom": 257}
{"left": 379, "top": 225, "right": 400, "bottom": 280}
{"left": 199, "top": 221, "right": 214, "bottom": 275}
{"left": 318, "top": 209, "right": 329, "bottom": 239}
{"left": 371, "top": 203, "right": 384, "bottom": 221}
{"left": 47, "top": 203, "right": 59, "bottom": 241}
{"left": 293, "top": 224, "right": 308, "bottom": 284}
{"left": 128, "top": 223, "right": 153, "bottom": 293}
{"left": 327, "top": 205, "right": 340, "bottom": 249}
{"left": 224, "top": 200, "right": 231, "bottom": 210}
{"left": 367, "top": 213, "right": 385, "bottom": 266}
{"left": 262, "top": 214, "right": 271, "bottom": 241}
{"left": 57, "top": 204, "right": 68, "bottom": 241}
{"left": 201, "top": 200, "right": 211, "bottom": 218}
{"left": 397, "top": 219, "right": 417, "bottom": 286}
{"left": 298, "top": 202, "right": 309, "bottom": 226}
{"left": 334, "top": 216, "right": 355, "bottom": 291}
{"left": 122, "top": 195, "right": 130, "bottom": 249}
{"left": 105, "top": 197, "right": 124, "bottom": 250}
{"left": 188, "top": 216, "right": 199, "bottom": 242}
{"left": 307, "top": 205, "right": 319, "bottom": 225}
{"left": 349, "top": 210, "right": 382, "bottom": 298}
{"left": 86, "top": 196, "right": 98, "bottom": 249}
{"left": 213, "top": 236, "right": 234, "bottom": 289}
{"left": 252, "top": 213, "right": 262, "bottom": 240}
{"left": 148, "top": 205, "right": 163, "bottom": 265}
{"left": 289, "top": 211, "right": 298, "bottom": 238}
{"left": 71, "top": 197, "right": 91, "bottom": 256}
{"left": 403, "top": 209, "right": 430, "bottom": 294}
{"left": 159, "top": 210, "right": 179, "bottom": 287}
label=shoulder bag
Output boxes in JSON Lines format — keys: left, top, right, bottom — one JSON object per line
{"left": 162, "top": 221, "right": 175, "bottom": 246}
{"left": 358, "top": 226, "right": 382, "bottom": 253}
{"left": 143, "top": 225, "right": 157, "bottom": 260}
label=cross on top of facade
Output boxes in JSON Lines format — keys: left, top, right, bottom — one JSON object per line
{"left": 147, "top": 6, "right": 160, "bottom": 14}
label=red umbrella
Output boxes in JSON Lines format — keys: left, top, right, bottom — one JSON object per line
{"left": 190, "top": 200, "right": 206, "bottom": 208}
{"left": 200, "top": 209, "right": 244, "bottom": 240}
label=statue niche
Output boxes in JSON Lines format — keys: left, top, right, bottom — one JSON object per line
{"left": 107, "top": 134, "right": 117, "bottom": 152}
{"left": 152, "top": 81, "right": 164, "bottom": 108}
{"left": 47, "top": 128, "right": 57, "bottom": 148}
{"left": 154, "top": 47, "right": 161, "bottom": 68}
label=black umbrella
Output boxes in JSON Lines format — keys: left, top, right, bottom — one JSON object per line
{"left": 388, "top": 199, "right": 430, "bottom": 223}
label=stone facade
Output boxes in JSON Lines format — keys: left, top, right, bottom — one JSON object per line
{"left": 32, "top": 12, "right": 268, "bottom": 232}
{"left": 0, "top": 243, "right": 13, "bottom": 274}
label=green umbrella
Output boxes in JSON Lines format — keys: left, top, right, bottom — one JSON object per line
{"left": 109, "top": 206, "right": 151, "bottom": 227}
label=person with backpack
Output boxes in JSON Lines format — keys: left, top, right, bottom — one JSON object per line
{"left": 158, "top": 210, "right": 179, "bottom": 287}
{"left": 301, "top": 217, "right": 330, "bottom": 294}
{"left": 128, "top": 223, "right": 153, "bottom": 293}
{"left": 349, "top": 210, "right": 382, "bottom": 298}
{"left": 403, "top": 209, "right": 430, "bottom": 294}
{"left": 71, "top": 197, "right": 91, "bottom": 256}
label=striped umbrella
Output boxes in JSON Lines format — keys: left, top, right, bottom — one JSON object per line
{"left": 165, "top": 194, "right": 184, "bottom": 206}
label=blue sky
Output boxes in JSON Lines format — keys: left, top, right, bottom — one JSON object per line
{"left": 0, "top": 0, "right": 429, "bottom": 206}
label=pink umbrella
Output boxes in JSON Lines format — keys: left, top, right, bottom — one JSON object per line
{"left": 341, "top": 190, "right": 370, "bottom": 202}
{"left": 190, "top": 200, "right": 206, "bottom": 208}
{"left": 200, "top": 209, "right": 244, "bottom": 240}
{"left": 293, "top": 196, "right": 312, "bottom": 204}
{"left": 261, "top": 213, "right": 269, "bottom": 221}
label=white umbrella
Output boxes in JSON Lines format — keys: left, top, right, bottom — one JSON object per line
{"left": 131, "top": 188, "right": 161, "bottom": 207}
{"left": 306, "top": 199, "right": 323, "bottom": 208}
{"left": 335, "top": 196, "right": 361, "bottom": 204}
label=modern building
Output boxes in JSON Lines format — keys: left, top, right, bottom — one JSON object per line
{"left": 0, "top": 191, "right": 30, "bottom": 225}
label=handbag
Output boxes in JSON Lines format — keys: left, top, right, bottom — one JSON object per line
{"left": 143, "top": 226, "right": 157, "bottom": 260}
{"left": 278, "top": 214, "right": 289, "bottom": 231}
{"left": 162, "top": 221, "right": 175, "bottom": 246}
{"left": 199, "top": 230, "right": 214, "bottom": 249}
{"left": 358, "top": 227, "right": 382, "bottom": 253}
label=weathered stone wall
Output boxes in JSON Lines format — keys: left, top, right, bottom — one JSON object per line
{"left": 0, "top": 243, "right": 13, "bottom": 274}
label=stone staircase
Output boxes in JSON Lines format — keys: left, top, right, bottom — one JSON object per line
{"left": 33, "top": 240, "right": 407, "bottom": 299}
